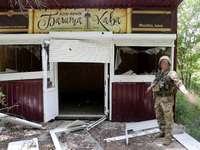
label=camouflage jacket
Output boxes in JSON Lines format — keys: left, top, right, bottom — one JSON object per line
{"left": 151, "top": 69, "right": 182, "bottom": 94}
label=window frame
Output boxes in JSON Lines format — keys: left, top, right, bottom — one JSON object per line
{"left": 0, "top": 34, "right": 50, "bottom": 81}
{"left": 112, "top": 34, "right": 175, "bottom": 83}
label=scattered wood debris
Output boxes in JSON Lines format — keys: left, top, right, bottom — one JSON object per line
{"left": 7, "top": 138, "right": 39, "bottom": 150}
{"left": 50, "top": 116, "right": 107, "bottom": 150}
{"left": 0, "top": 113, "right": 42, "bottom": 129}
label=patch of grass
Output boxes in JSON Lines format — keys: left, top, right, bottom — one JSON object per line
{"left": 175, "top": 91, "right": 200, "bottom": 141}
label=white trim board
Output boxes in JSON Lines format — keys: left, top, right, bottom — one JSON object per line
{"left": 113, "top": 34, "right": 176, "bottom": 47}
{"left": 50, "top": 130, "right": 63, "bottom": 150}
{"left": 49, "top": 31, "right": 112, "bottom": 40}
{"left": 113, "top": 75, "right": 155, "bottom": 82}
{"left": 125, "top": 119, "right": 158, "bottom": 145}
{"left": 173, "top": 132, "right": 200, "bottom": 150}
{"left": 104, "top": 128, "right": 159, "bottom": 142}
{"left": 0, "top": 33, "right": 176, "bottom": 46}
{"left": 126, "top": 119, "right": 158, "bottom": 132}
{"left": 0, "top": 71, "right": 50, "bottom": 81}
{"left": 0, "top": 34, "right": 49, "bottom": 45}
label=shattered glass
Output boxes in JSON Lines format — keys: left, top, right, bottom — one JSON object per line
{"left": 114, "top": 46, "right": 171, "bottom": 75}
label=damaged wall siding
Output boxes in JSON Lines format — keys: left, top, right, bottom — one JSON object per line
{"left": 112, "top": 82, "right": 156, "bottom": 122}
{"left": 0, "top": 79, "right": 43, "bottom": 122}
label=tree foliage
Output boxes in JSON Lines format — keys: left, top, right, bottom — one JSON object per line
{"left": 177, "top": 0, "right": 200, "bottom": 89}
{"left": 176, "top": 0, "right": 200, "bottom": 141}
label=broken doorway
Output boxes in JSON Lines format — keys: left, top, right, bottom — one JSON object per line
{"left": 58, "top": 63, "right": 104, "bottom": 117}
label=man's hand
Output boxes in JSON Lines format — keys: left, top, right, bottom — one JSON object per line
{"left": 186, "top": 93, "right": 198, "bottom": 104}
{"left": 145, "top": 87, "right": 151, "bottom": 93}
{"left": 179, "top": 85, "right": 198, "bottom": 104}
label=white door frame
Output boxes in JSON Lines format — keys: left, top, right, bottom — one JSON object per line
{"left": 104, "top": 63, "right": 109, "bottom": 115}
{"left": 42, "top": 40, "right": 59, "bottom": 122}
{"left": 56, "top": 62, "right": 109, "bottom": 117}
{"left": 48, "top": 32, "right": 113, "bottom": 118}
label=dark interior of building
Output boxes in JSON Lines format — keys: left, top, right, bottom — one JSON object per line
{"left": 58, "top": 63, "right": 104, "bottom": 116}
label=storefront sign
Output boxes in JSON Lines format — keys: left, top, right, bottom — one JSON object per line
{"left": 131, "top": 10, "right": 171, "bottom": 33}
{"left": 32, "top": 9, "right": 127, "bottom": 33}
{"left": 0, "top": 10, "right": 28, "bottom": 33}
{"left": 0, "top": 9, "right": 173, "bottom": 34}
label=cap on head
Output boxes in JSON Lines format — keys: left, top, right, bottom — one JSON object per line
{"left": 158, "top": 56, "right": 171, "bottom": 66}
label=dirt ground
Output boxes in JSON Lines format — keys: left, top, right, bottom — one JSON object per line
{"left": 0, "top": 120, "right": 187, "bottom": 150}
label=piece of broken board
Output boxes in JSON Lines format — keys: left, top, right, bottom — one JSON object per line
{"left": 7, "top": 138, "right": 39, "bottom": 150}
{"left": 125, "top": 119, "right": 158, "bottom": 145}
{"left": 104, "top": 128, "right": 159, "bottom": 142}
{"left": 0, "top": 113, "right": 42, "bottom": 129}
{"left": 173, "top": 132, "right": 200, "bottom": 150}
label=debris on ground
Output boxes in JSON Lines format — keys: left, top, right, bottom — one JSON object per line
{"left": 0, "top": 119, "right": 192, "bottom": 150}
{"left": 58, "top": 129, "right": 103, "bottom": 150}
{"left": 7, "top": 138, "right": 39, "bottom": 150}
{"left": 173, "top": 132, "right": 200, "bottom": 150}
{"left": 0, "top": 113, "right": 42, "bottom": 129}
{"left": 104, "top": 128, "right": 160, "bottom": 142}
{"left": 125, "top": 119, "right": 158, "bottom": 144}
{"left": 50, "top": 116, "right": 106, "bottom": 149}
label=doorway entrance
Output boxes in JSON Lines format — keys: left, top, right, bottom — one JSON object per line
{"left": 44, "top": 32, "right": 112, "bottom": 121}
{"left": 58, "top": 63, "right": 104, "bottom": 117}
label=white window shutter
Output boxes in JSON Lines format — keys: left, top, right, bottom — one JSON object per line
{"left": 49, "top": 40, "right": 111, "bottom": 63}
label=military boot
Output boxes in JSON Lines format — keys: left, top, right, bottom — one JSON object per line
{"left": 155, "top": 132, "right": 165, "bottom": 138}
{"left": 163, "top": 138, "right": 172, "bottom": 146}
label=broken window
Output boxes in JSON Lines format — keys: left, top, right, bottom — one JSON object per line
{"left": 0, "top": 45, "right": 42, "bottom": 73}
{"left": 114, "top": 46, "right": 171, "bottom": 75}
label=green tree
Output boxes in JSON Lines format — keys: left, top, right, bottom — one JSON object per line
{"left": 177, "top": 0, "right": 200, "bottom": 89}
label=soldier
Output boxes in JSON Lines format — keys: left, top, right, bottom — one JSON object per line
{"left": 146, "top": 56, "right": 197, "bottom": 146}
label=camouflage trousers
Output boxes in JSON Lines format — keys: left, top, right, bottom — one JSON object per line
{"left": 155, "top": 95, "right": 174, "bottom": 140}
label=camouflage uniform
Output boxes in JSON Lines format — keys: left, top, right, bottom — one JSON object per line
{"left": 151, "top": 57, "right": 182, "bottom": 142}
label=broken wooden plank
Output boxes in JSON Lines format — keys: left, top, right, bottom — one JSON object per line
{"left": 125, "top": 119, "right": 158, "bottom": 144}
{"left": 173, "top": 132, "right": 200, "bottom": 150}
{"left": 126, "top": 119, "right": 158, "bottom": 132}
{"left": 7, "top": 138, "right": 39, "bottom": 150}
{"left": 0, "top": 113, "right": 42, "bottom": 129}
{"left": 50, "top": 130, "right": 63, "bottom": 150}
{"left": 104, "top": 128, "right": 160, "bottom": 142}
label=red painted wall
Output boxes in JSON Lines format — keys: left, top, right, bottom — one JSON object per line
{"left": 0, "top": 79, "right": 43, "bottom": 122}
{"left": 112, "top": 82, "right": 156, "bottom": 122}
